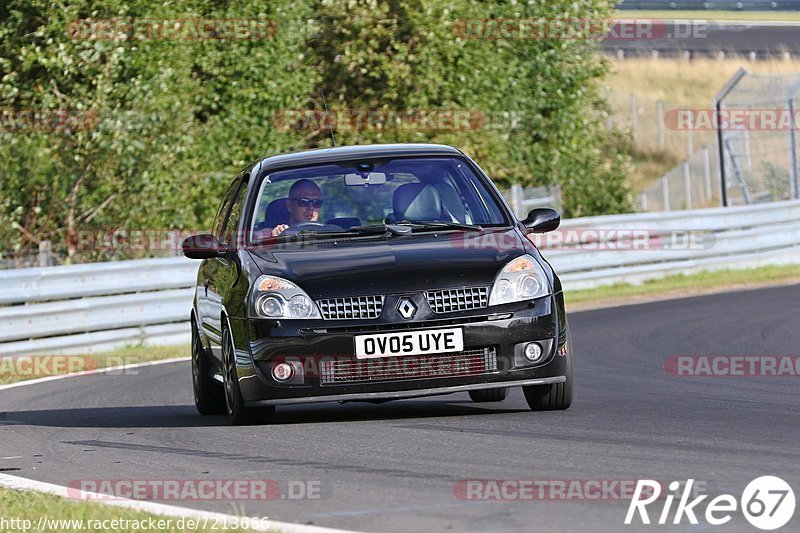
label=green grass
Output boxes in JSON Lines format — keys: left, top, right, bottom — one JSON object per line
{"left": 565, "top": 264, "right": 800, "bottom": 306}
{"left": 0, "top": 488, "right": 256, "bottom": 532}
{"left": 0, "top": 345, "right": 188, "bottom": 385}
{"left": 614, "top": 10, "right": 800, "bottom": 21}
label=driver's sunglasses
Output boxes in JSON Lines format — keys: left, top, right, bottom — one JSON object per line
{"left": 289, "top": 197, "right": 324, "bottom": 208}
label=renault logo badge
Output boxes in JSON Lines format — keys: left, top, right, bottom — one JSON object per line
{"left": 397, "top": 297, "right": 417, "bottom": 320}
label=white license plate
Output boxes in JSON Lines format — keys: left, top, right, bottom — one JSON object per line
{"left": 354, "top": 328, "right": 464, "bottom": 359}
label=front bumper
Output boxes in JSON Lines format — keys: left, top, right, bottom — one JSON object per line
{"left": 235, "top": 293, "right": 569, "bottom": 405}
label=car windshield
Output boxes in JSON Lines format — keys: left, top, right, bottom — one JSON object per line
{"left": 248, "top": 156, "right": 508, "bottom": 244}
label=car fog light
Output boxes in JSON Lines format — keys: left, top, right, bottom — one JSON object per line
{"left": 272, "top": 362, "right": 294, "bottom": 382}
{"left": 524, "top": 342, "right": 543, "bottom": 362}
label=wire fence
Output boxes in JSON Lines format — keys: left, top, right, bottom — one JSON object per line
{"left": 604, "top": 89, "right": 714, "bottom": 163}
{"left": 635, "top": 69, "right": 800, "bottom": 211}
{"left": 716, "top": 70, "right": 800, "bottom": 205}
{"left": 639, "top": 145, "right": 722, "bottom": 211}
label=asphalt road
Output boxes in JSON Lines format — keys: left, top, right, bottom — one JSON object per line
{"left": 2, "top": 284, "right": 799, "bottom": 532}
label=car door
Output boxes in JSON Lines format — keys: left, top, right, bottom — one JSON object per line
{"left": 200, "top": 173, "right": 248, "bottom": 360}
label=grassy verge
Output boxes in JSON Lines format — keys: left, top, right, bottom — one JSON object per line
{"left": 614, "top": 10, "right": 800, "bottom": 21}
{"left": 0, "top": 487, "right": 257, "bottom": 532}
{"left": 606, "top": 57, "right": 800, "bottom": 108}
{"left": 565, "top": 264, "right": 800, "bottom": 309}
{"left": 0, "top": 344, "right": 188, "bottom": 386}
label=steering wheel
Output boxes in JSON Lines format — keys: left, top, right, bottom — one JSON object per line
{"left": 280, "top": 222, "right": 340, "bottom": 236}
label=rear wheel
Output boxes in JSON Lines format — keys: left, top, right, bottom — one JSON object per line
{"left": 468, "top": 387, "right": 509, "bottom": 403}
{"left": 222, "top": 324, "right": 275, "bottom": 425}
{"left": 192, "top": 319, "right": 225, "bottom": 415}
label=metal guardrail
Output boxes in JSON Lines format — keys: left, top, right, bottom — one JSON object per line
{"left": 507, "top": 184, "right": 561, "bottom": 219}
{"left": 0, "top": 256, "right": 198, "bottom": 356}
{"left": 1, "top": 200, "right": 798, "bottom": 356}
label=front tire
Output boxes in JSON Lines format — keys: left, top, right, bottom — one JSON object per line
{"left": 192, "top": 319, "right": 225, "bottom": 415}
{"left": 221, "top": 324, "right": 275, "bottom": 425}
{"left": 468, "top": 387, "right": 509, "bottom": 402}
{"left": 523, "top": 342, "right": 573, "bottom": 411}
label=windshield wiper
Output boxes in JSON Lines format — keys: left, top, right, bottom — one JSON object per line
{"left": 250, "top": 222, "right": 433, "bottom": 246}
{"left": 396, "top": 220, "right": 483, "bottom": 232}
{"left": 348, "top": 224, "right": 413, "bottom": 236}
{"left": 281, "top": 224, "right": 412, "bottom": 241}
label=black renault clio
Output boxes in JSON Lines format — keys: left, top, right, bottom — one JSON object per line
{"left": 183, "top": 144, "right": 573, "bottom": 425}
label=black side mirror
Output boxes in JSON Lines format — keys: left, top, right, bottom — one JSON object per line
{"left": 522, "top": 208, "right": 560, "bottom": 233}
{"left": 182, "top": 233, "right": 225, "bottom": 259}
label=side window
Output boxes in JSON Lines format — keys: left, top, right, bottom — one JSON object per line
{"left": 220, "top": 175, "right": 249, "bottom": 247}
{"left": 213, "top": 178, "right": 240, "bottom": 240}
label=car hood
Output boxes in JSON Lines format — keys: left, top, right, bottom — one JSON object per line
{"left": 246, "top": 228, "right": 528, "bottom": 298}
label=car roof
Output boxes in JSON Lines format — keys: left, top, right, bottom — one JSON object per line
{"left": 254, "top": 144, "right": 464, "bottom": 174}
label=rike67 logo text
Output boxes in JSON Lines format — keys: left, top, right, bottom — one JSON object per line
{"left": 626, "top": 477, "right": 795, "bottom": 530}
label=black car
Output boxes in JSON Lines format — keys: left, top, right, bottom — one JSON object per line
{"left": 183, "top": 143, "right": 573, "bottom": 425}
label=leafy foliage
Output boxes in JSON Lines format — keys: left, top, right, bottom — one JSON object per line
{"left": 0, "top": 0, "right": 631, "bottom": 262}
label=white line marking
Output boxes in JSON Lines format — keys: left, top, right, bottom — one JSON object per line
{"left": 1, "top": 456, "right": 23, "bottom": 460}
{"left": 0, "top": 473, "right": 360, "bottom": 533}
{"left": 0, "top": 358, "right": 364, "bottom": 532}
{"left": 0, "top": 357, "right": 190, "bottom": 393}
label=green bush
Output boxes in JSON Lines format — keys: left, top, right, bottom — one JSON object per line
{"left": 0, "top": 0, "right": 631, "bottom": 262}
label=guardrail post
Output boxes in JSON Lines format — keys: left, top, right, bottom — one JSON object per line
{"left": 169, "top": 229, "right": 181, "bottom": 256}
{"left": 661, "top": 175, "right": 670, "bottom": 212}
{"left": 788, "top": 98, "right": 799, "bottom": 200}
{"left": 38, "top": 241, "right": 52, "bottom": 268}
{"left": 553, "top": 185, "right": 562, "bottom": 212}
{"left": 639, "top": 192, "right": 647, "bottom": 211}
{"left": 510, "top": 184, "right": 522, "bottom": 218}
{"left": 702, "top": 146, "right": 712, "bottom": 203}
{"left": 685, "top": 107, "right": 693, "bottom": 158}
{"left": 683, "top": 161, "right": 692, "bottom": 209}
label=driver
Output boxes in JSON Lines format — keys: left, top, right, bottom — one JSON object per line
{"left": 271, "top": 179, "right": 324, "bottom": 236}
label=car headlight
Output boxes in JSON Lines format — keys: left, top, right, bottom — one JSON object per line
{"left": 488, "top": 254, "right": 551, "bottom": 306}
{"left": 250, "top": 275, "right": 321, "bottom": 319}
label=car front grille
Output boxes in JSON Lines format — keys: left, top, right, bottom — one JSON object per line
{"left": 317, "top": 295, "right": 384, "bottom": 320}
{"left": 319, "top": 346, "right": 497, "bottom": 385}
{"left": 425, "top": 287, "right": 489, "bottom": 314}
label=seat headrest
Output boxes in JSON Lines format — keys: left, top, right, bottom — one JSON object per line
{"left": 265, "top": 198, "right": 290, "bottom": 227}
{"left": 392, "top": 183, "right": 441, "bottom": 221}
